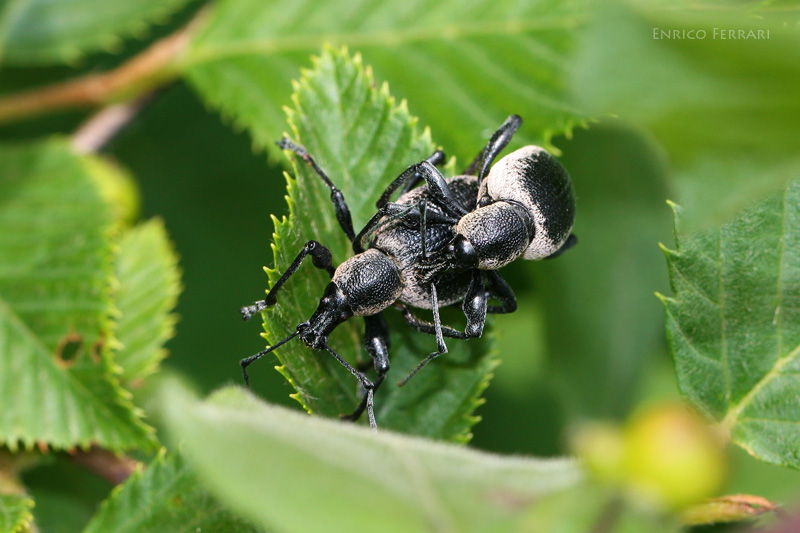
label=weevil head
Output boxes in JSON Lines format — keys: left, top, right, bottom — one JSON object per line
{"left": 298, "top": 282, "right": 353, "bottom": 349}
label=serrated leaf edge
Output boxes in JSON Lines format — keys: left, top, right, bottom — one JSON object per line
{"left": 112, "top": 218, "right": 183, "bottom": 387}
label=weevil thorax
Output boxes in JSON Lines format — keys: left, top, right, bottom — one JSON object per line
{"left": 470, "top": 145, "right": 575, "bottom": 263}
{"left": 332, "top": 249, "right": 404, "bottom": 316}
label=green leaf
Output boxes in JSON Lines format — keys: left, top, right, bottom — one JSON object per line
{"left": 520, "top": 483, "right": 680, "bottom": 533}
{"left": 253, "top": 47, "right": 495, "bottom": 441}
{"left": 660, "top": 179, "right": 800, "bottom": 468}
{"left": 113, "top": 219, "right": 181, "bottom": 387}
{"left": 0, "top": 139, "right": 154, "bottom": 451}
{"left": 83, "top": 451, "right": 259, "bottom": 533}
{"left": 537, "top": 124, "right": 672, "bottom": 420}
{"left": 0, "top": 0, "right": 192, "bottom": 65}
{"left": 0, "top": 494, "right": 34, "bottom": 533}
{"left": 182, "top": 0, "right": 586, "bottom": 156}
{"left": 569, "top": 2, "right": 800, "bottom": 164}
{"left": 568, "top": 2, "right": 800, "bottom": 231}
{"left": 160, "top": 383, "right": 585, "bottom": 533}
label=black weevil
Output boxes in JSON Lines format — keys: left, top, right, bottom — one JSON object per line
{"left": 240, "top": 115, "right": 576, "bottom": 428}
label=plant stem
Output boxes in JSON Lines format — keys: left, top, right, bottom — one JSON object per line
{"left": 69, "top": 446, "right": 141, "bottom": 485}
{"left": 72, "top": 90, "right": 162, "bottom": 154}
{"left": 0, "top": 8, "right": 206, "bottom": 125}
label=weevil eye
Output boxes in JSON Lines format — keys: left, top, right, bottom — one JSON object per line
{"left": 447, "top": 235, "right": 478, "bottom": 268}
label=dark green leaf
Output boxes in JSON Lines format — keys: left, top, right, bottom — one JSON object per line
{"left": 537, "top": 125, "right": 672, "bottom": 420}
{"left": 0, "top": 139, "right": 154, "bottom": 451}
{"left": 660, "top": 180, "right": 800, "bottom": 468}
{"left": 258, "top": 47, "right": 495, "bottom": 441}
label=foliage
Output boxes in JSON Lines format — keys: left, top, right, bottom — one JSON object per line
{"left": 0, "top": 139, "right": 156, "bottom": 453}
{"left": 82, "top": 450, "right": 258, "bottom": 533}
{"left": 0, "top": 0, "right": 192, "bottom": 65}
{"left": 161, "top": 382, "right": 682, "bottom": 533}
{"left": 661, "top": 181, "right": 800, "bottom": 469}
{"left": 0, "top": 494, "right": 33, "bottom": 533}
{"left": 181, "top": 0, "right": 585, "bottom": 154}
{"left": 113, "top": 219, "right": 181, "bottom": 387}
{"left": 0, "top": 0, "right": 798, "bottom": 531}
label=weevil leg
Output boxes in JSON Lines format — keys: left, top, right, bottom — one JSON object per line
{"left": 375, "top": 150, "right": 446, "bottom": 208}
{"left": 399, "top": 305, "right": 468, "bottom": 340}
{"left": 342, "top": 312, "right": 391, "bottom": 423}
{"left": 324, "top": 342, "right": 380, "bottom": 430}
{"left": 397, "top": 149, "right": 447, "bottom": 197}
{"left": 353, "top": 201, "right": 457, "bottom": 253}
{"left": 463, "top": 115, "right": 523, "bottom": 183}
{"left": 378, "top": 154, "right": 469, "bottom": 218}
{"left": 461, "top": 269, "right": 489, "bottom": 337}
{"left": 240, "top": 240, "right": 335, "bottom": 320}
{"left": 398, "top": 284, "right": 453, "bottom": 387}
{"left": 485, "top": 270, "right": 517, "bottom": 314}
{"left": 397, "top": 270, "right": 490, "bottom": 386}
{"left": 410, "top": 161, "right": 470, "bottom": 217}
{"left": 342, "top": 374, "right": 385, "bottom": 426}
{"left": 420, "top": 199, "right": 428, "bottom": 259}
{"left": 276, "top": 138, "right": 356, "bottom": 242}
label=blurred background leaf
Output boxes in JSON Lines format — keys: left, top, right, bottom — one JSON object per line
{"left": 83, "top": 450, "right": 259, "bottom": 533}
{"left": 567, "top": 1, "right": 800, "bottom": 232}
{"left": 181, "top": 0, "right": 586, "bottom": 155}
{"left": 0, "top": 493, "right": 34, "bottom": 533}
{"left": 160, "top": 382, "right": 658, "bottom": 533}
{"left": 0, "top": 0, "right": 192, "bottom": 65}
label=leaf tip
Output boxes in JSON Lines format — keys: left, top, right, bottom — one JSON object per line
{"left": 658, "top": 241, "right": 678, "bottom": 258}
{"left": 654, "top": 291, "right": 672, "bottom": 305}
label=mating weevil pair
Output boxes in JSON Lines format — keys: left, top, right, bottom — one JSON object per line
{"left": 239, "top": 115, "right": 577, "bottom": 429}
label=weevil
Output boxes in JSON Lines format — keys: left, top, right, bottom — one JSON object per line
{"left": 240, "top": 115, "right": 576, "bottom": 428}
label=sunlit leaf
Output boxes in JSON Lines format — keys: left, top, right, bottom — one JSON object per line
{"left": 113, "top": 219, "right": 181, "bottom": 387}
{"left": 0, "top": 494, "right": 34, "bottom": 533}
{"left": 0, "top": 139, "right": 154, "bottom": 451}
